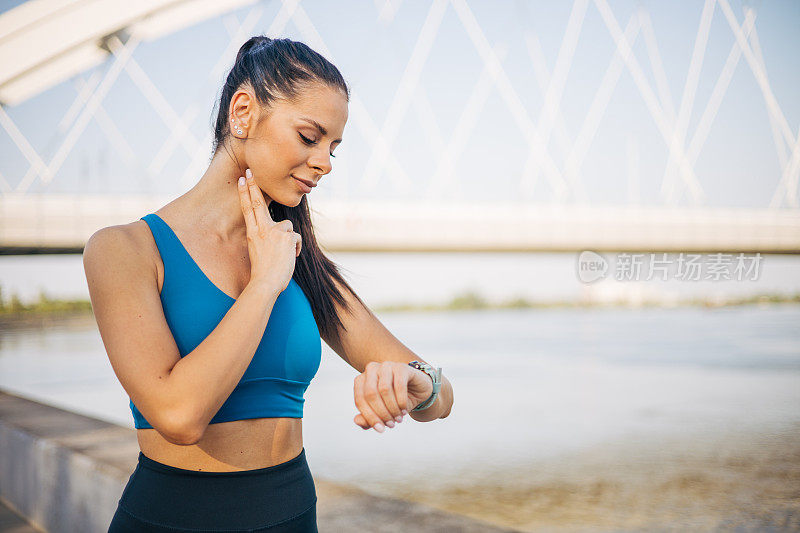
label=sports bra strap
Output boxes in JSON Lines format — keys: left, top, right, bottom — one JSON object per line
{"left": 140, "top": 213, "right": 197, "bottom": 283}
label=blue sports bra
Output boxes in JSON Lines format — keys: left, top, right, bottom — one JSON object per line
{"left": 130, "top": 213, "right": 322, "bottom": 429}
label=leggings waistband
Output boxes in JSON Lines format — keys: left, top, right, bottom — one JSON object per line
{"left": 114, "top": 447, "right": 317, "bottom": 531}
{"left": 137, "top": 447, "right": 307, "bottom": 478}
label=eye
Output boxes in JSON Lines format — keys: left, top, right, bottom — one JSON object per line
{"left": 299, "top": 132, "right": 337, "bottom": 158}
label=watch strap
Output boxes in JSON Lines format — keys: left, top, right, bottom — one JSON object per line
{"left": 408, "top": 361, "right": 442, "bottom": 412}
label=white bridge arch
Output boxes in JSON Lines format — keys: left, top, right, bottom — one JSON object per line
{"left": 0, "top": 0, "right": 798, "bottom": 253}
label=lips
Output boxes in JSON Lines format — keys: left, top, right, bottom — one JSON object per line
{"left": 293, "top": 175, "right": 316, "bottom": 194}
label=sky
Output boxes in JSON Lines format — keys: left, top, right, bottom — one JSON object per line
{"left": 1, "top": 0, "right": 799, "bottom": 209}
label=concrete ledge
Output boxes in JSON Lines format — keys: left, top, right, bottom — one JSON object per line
{"left": 0, "top": 390, "right": 516, "bottom": 532}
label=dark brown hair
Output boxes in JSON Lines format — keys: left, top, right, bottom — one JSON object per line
{"left": 211, "top": 36, "right": 365, "bottom": 347}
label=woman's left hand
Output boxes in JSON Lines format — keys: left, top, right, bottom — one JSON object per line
{"left": 353, "top": 361, "right": 433, "bottom": 432}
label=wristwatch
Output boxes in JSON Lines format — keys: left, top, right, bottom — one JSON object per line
{"left": 407, "top": 361, "right": 442, "bottom": 411}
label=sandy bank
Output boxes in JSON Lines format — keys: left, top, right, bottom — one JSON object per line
{"left": 379, "top": 424, "right": 800, "bottom": 532}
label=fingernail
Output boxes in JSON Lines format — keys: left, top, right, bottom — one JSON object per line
{"left": 402, "top": 410, "right": 409, "bottom": 417}
{"left": 385, "top": 420, "right": 395, "bottom": 428}
{"left": 373, "top": 423, "right": 385, "bottom": 433}
{"left": 246, "top": 168, "right": 252, "bottom": 179}
{"left": 395, "top": 415, "right": 403, "bottom": 423}
{"left": 238, "top": 177, "right": 244, "bottom": 186}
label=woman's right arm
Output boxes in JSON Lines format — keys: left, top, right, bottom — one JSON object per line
{"left": 84, "top": 170, "right": 301, "bottom": 446}
{"left": 83, "top": 227, "right": 282, "bottom": 445}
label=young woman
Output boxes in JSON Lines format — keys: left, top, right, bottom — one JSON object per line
{"left": 84, "top": 36, "right": 453, "bottom": 532}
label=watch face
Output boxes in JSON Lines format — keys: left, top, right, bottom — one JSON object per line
{"left": 409, "top": 361, "right": 441, "bottom": 383}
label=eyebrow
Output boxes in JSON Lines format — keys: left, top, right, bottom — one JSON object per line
{"left": 299, "top": 117, "right": 342, "bottom": 143}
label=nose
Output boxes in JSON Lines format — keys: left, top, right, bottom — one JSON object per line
{"left": 308, "top": 149, "right": 332, "bottom": 176}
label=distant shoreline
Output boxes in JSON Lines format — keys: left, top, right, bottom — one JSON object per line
{"left": 1, "top": 290, "right": 799, "bottom": 328}
{"left": 373, "top": 291, "right": 800, "bottom": 312}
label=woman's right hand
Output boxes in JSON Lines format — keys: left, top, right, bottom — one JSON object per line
{"left": 238, "top": 168, "right": 301, "bottom": 293}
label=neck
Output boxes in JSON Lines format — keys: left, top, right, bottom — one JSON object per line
{"left": 180, "top": 149, "right": 273, "bottom": 241}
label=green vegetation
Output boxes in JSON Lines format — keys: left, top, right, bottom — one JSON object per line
{"left": 0, "top": 285, "right": 93, "bottom": 316}
{"left": 1, "top": 283, "right": 799, "bottom": 318}
{"left": 372, "top": 289, "right": 800, "bottom": 313}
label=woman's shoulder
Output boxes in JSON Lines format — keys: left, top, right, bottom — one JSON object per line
{"left": 84, "top": 214, "right": 164, "bottom": 281}
{"left": 88, "top": 216, "right": 156, "bottom": 253}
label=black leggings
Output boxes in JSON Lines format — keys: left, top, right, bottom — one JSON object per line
{"left": 108, "top": 448, "right": 317, "bottom": 532}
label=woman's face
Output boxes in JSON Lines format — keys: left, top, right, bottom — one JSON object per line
{"left": 233, "top": 82, "right": 348, "bottom": 207}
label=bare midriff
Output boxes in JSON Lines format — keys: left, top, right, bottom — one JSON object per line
{"left": 136, "top": 417, "right": 303, "bottom": 472}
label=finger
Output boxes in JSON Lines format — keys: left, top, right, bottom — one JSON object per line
{"left": 238, "top": 176, "right": 257, "bottom": 231}
{"left": 354, "top": 376, "right": 379, "bottom": 430}
{"left": 363, "top": 363, "right": 394, "bottom": 429}
{"left": 377, "top": 364, "right": 402, "bottom": 424}
{"left": 294, "top": 232, "right": 302, "bottom": 257}
{"left": 354, "top": 413, "right": 371, "bottom": 429}
{"left": 276, "top": 220, "right": 293, "bottom": 233}
{"left": 354, "top": 374, "right": 386, "bottom": 432}
{"left": 245, "top": 169, "right": 275, "bottom": 227}
{"left": 393, "top": 365, "right": 409, "bottom": 419}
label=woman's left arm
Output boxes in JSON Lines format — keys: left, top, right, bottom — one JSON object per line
{"left": 321, "top": 279, "right": 454, "bottom": 429}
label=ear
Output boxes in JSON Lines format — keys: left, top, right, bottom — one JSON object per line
{"left": 229, "top": 88, "right": 256, "bottom": 126}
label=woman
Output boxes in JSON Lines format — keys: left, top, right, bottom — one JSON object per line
{"left": 83, "top": 36, "right": 453, "bottom": 532}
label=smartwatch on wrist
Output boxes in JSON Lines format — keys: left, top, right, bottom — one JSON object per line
{"left": 407, "top": 361, "right": 442, "bottom": 411}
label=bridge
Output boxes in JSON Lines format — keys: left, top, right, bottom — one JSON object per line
{"left": 2, "top": 194, "right": 799, "bottom": 254}
{"left": 1, "top": 0, "right": 798, "bottom": 254}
